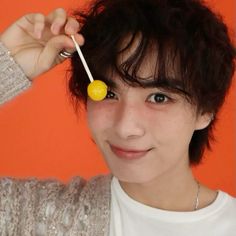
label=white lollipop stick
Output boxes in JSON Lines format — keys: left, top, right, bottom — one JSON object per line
{"left": 71, "top": 35, "right": 94, "bottom": 83}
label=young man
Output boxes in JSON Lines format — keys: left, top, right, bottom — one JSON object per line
{"left": 0, "top": 0, "right": 235, "bottom": 235}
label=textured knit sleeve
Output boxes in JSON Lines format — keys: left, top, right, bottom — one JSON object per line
{"left": 0, "top": 42, "right": 31, "bottom": 105}
{"left": 0, "top": 176, "right": 87, "bottom": 236}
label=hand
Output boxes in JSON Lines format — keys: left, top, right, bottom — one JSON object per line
{"left": 0, "top": 8, "right": 84, "bottom": 80}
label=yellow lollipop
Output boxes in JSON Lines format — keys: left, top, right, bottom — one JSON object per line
{"left": 87, "top": 80, "right": 107, "bottom": 101}
{"left": 71, "top": 35, "right": 107, "bottom": 101}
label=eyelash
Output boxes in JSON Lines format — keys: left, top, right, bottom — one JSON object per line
{"left": 105, "top": 90, "right": 172, "bottom": 104}
{"left": 147, "top": 93, "right": 171, "bottom": 104}
{"left": 105, "top": 90, "right": 117, "bottom": 99}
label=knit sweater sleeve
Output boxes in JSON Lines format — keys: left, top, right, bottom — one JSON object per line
{"left": 0, "top": 42, "right": 31, "bottom": 105}
{"left": 0, "top": 175, "right": 112, "bottom": 236}
{"left": 0, "top": 176, "right": 87, "bottom": 236}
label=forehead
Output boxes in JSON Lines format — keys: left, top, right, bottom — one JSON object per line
{"left": 115, "top": 33, "right": 181, "bottom": 82}
{"left": 101, "top": 33, "right": 184, "bottom": 92}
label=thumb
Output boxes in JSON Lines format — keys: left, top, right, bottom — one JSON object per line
{"left": 38, "top": 34, "right": 83, "bottom": 71}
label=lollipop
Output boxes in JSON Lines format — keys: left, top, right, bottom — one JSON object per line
{"left": 71, "top": 35, "right": 108, "bottom": 101}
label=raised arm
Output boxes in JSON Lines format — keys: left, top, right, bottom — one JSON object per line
{"left": 0, "top": 8, "right": 84, "bottom": 104}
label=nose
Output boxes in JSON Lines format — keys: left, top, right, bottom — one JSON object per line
{"left": 114, "top": 101, "right": 146, "bottom": 140}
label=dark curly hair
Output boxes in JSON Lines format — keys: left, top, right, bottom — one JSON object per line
{"left": 69, "top": 0, "right": 235, "bottom": 165}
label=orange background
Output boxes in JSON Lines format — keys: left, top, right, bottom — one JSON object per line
{"left": 0, "top": 0, "right": 235, "bottom": 195}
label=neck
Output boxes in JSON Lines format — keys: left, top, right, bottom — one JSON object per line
{"left": 119, "top": 167, "right": 200, "bottom": 212}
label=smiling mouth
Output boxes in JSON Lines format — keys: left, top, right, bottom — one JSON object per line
{"left": 109, "top": 144, "right": 151, "bottom": 160}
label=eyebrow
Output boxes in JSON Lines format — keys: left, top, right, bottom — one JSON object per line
{"left": 141, "top": 77, "right": 185, "bottom": 91}
{"left": 142, "top": 79, "right": 190, "bottom": 98}
{"left": 102, "top": 77, "right": 117, "bottom": 89}
{"left": 96, "top": 74, "right": 188, "bottom": 95}
{"left": 93, "top": 73, "right": 117, "bottom": 89}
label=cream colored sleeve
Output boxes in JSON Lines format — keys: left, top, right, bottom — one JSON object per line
{"left": 0, "top": 176, "right": 87, "bottom": 235}
{"left": 0, "top": 42, "right": 31, "bottom": 105}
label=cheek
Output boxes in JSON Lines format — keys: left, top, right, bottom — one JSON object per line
{"left": 86, "top": 101, "right": 113, "bottom": 135}
{"left": 150, "top": 108, "right": 197, "bottom": 145}
{"left": 166, "top": 118, "right": 197, "bottom": 150}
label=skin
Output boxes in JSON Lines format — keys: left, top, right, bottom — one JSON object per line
{"left": 87, "top": 79, "right": 217, "bottom": 211}
{"left": 0, "top": 8, "right": 84, "bottom": 79}
{"left": 0, "top": 8, "right": 217, "bottom": 212}
{"left": 87, "top": 38, "right": 217, "bottom": 211}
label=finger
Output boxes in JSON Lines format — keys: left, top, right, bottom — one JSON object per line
{"left": 18, "top": 13, "right": 45, "bottom": 39}
{"left": 64, "top": 34, "right": 85, "bottom": 53}
{"left": 39, "top": 33, "right": 85, "bottom": 69}
{"left": 39, "top": 35, "right": 75, "bottom": 69}
{"left": 71, "top": 33, "right": 85, "bottom": 48}
{"left": 32, "top": 14, "right": 45, "bottom": 39}
{"left": 64, "top": 17, "right": 80, "bottom": 35}
{"left": 40, "top": 35, "right": 71, "bottom": 70}
{"left": 46, "top": 8, "right": 67, "bottom": 35}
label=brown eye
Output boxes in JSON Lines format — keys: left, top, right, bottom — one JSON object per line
{"left": 105, "top": 90, "right": 117, "bottom": 99}
{"left": 147, "top": 93, "right": 169, "bottom": 103}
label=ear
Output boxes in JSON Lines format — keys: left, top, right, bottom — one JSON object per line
{"left": 195, "top": 112, "right": 214, "bottom": 130}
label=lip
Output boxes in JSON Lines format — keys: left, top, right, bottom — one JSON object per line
{"left": 109, "top": 144, "right": 151, "bottom": 160}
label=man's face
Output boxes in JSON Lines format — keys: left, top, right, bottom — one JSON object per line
{"left": 87, "top": 78, "right": 209, "bottom": 183}
{"left": 86, "top": 40, "right": 210, "bottom": 184}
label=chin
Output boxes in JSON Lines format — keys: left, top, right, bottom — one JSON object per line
{"left": 111, "top": 169, "right": 156, "bottom": 184}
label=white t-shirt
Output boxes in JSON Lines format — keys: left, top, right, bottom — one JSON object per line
{"left": 109, "top": 176, "right": 236, "bottom": 236}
